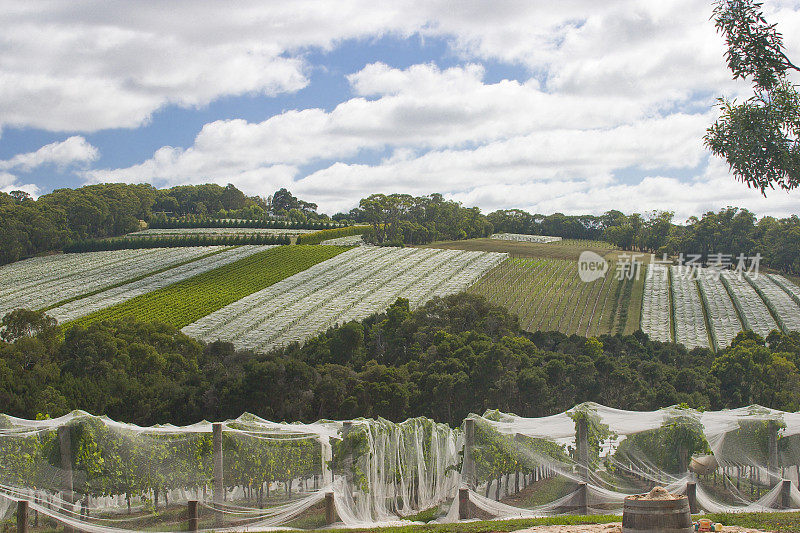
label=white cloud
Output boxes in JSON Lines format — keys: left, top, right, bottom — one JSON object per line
{"left": 85, "top": 62, "right": 712, "bottom": 213}
{"left": 0, "top": 136, "right": 99, "bottom": 171}
{"left": 0, "top": 4, "right": 311, "bottom": 131}
{"left": 0, "top": 171, "right": 40, "bottom": 197}
{"left": 0, "top": 0, "right": 776, "bottom": 132}
{"left": 83, "top": 61, "right": 686, "bottom": 176}
{"left": 8, "top": 0, "right": 797, "bottom": 218}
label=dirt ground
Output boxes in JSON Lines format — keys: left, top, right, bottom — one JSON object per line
{"left": 513, "top": 524, "right": 768, "bottom": 533}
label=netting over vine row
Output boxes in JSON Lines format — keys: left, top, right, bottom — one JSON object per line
{"left": 3, "top": 403, "right": 800, "bottom": 531}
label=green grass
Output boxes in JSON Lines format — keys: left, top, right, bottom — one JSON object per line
{"left": 14, "top": 512, "right": 799, "bottom": 533}
{"left": 13, "top": 506, "right": 800, "bottom": 532}
{"left": 704, "top": 511, "right": 800, "bottom": 532}
{"left": 66, "top": 245, "right": 349, "bottom": 330}
{"left": 326, "top": 511, "right": 800, "bottom": 533}
{"left": 401, "top": 507, "right": 442, "bottom": 523}
{"left": 310, "top": 512, "right": 800, "bottom": 533}
{"left": 307, "top": 515, "right": 622, "bottom": 533}
{"left": 500, "top": 476, "right": 575, "bottom": 509}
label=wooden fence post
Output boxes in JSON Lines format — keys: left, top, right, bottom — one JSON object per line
{"left": 187, "top": 500, "right": 198, "bottom": 532}
{"left": 17, "top": 500, "right": 29, "bottom": 533}
{"left": 458, "top": 488, "right": 470, "bottom": 520}
{"left": 577, "top": 418, "right": 589, "bottom": 482}
{"left": 58, "top": 426, "right": 75, "bottom": 533}
{"left": 686, "top": 482, "right": 697, "bottom": 514}
{"left": 463, "top": 419, "right": 475, "bottom": 490}
{"left": 325, "top": 492, "right": 336, "bottom": 525}
{"left": 769, "top": 421, "right": 780, "bottom": 487}
{"left": 213, "top": 423, "right": 223, "bottom": 526}
{"left": 577, "top": 482, "right": 588, "bottom": 515}
{"left": 780, "top": 479, "right": 792, "bottom": 510}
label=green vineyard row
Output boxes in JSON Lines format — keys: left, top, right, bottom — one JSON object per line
{"left": 468, "top": 257, "right": 640, "bottom": 337}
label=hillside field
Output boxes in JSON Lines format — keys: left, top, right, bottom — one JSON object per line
{"left": 432, "top": 237, "right": 645, "bottom": 336}
{"left": 68, "top": 245, "right": 348, "bottom": 329}
{"left": 0, "top": 235, "right": 797, "bottom": 352}
{"left": 435, "top": 237, "right": 800, "bottom": 346}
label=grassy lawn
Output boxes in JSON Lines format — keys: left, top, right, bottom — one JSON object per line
{"left": 314, "top": 515, "right": 623, "bottom": 533}
{"left": 14, "top": 507, "right": 800, "bottom": 532}
{"left": 310, "top": 511, "right": 800, "bottom": 532}
{"left": 704, "top": 511, "right": 800, "bottom": 532}
{"left": 66, "top": 245, "right": 348, "bottom": 330}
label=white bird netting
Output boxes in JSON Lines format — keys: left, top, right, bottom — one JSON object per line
{"left": 2, "top": 403, "right": 800, "bottom": 531}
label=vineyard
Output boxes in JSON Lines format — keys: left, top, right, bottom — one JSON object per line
{"left": 467, "top": 238, "right": 799, "bottom": 347}
{"left": 697, "top": 270, "right": 742, "bottom": 352}
{"left": 295, "top": 225, "right": 369, "bottom": 245}
{"left": 3, "top": 404, "right": 800, "bottom": 531}
{"left": 128, "top": 227, "right": 316, "bottom": 237}
{"left": 320, "top": 234, "right": 364, "bottom": 246}
{"left": 491, "top": 233, "right": 562, "bottom": 244}
{"left": 183, "top": 247, "right": 505, "bottom": 352}
{"left": 639, "top": 265, "right": 800, "bottom": 350}
{"left": 748, "top": 274, "right": 800, "bottom": 332}
{"left": 49, "top": 246, "right": 274, "bottom": 324}
{"left": 469, "top": 257, "right": 638, "bottom": 337}
{"left": 670, "top": 266, "right": 711, "bottom": 349}
{"left": 148, "top": 215, "right": 347, "bottom": 230}
{"left": 640, "top": 264, "right": 671, "bottom": 342}
{"left": 0, "top": 247, "right": 224, "bottom": 319}
{"left": 419, "top": 237, "right": 615, "bottom": 261}
{"left": 64, "top": 233, "right": 291, "bottom": 252}
{"left": 2, "top": 234, "right": 799, "bottom": 354}
{"left": 68, "top": 246, "right": 347, "bottom": 330}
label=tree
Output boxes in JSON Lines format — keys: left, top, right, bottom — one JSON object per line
{"left": 0, "top": 309, "right": 58, "bottom": 344}
{"left": 9, "top": 190, "right": 32, "bottom": 203}
{"left": 613, "top": 406, "right": 710, "bottom": 474}
{"left": 359, "top": 194, "right": 410, "bottom": 243}
{"left": 706, "top": 0, "right": 800, "bottom": 193}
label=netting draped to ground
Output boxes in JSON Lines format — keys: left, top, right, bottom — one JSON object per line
{"left": 3, "top": 403, "right": 800, "bottom": 531}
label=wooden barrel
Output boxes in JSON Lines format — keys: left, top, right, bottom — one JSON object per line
{"left": 622, "top": 495, "right": 693, "bottom": 533}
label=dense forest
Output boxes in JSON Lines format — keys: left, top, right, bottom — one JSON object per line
{"left": 2, "top": 294, "right": 797, "bottom": 427}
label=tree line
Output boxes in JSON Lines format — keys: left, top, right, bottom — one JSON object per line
{"left": 63, "top": 233, "right": 291, "bottom": 253}
{"left": 2, "top": 294, "right": 798, "bottom": 428}
{"left": 3, "top": 182, "right": 797, "bottom": 273}
{"left": 148, "top": 214, "right": 345, "bottom": 230}
{"left": 0, "top": 184, "right": 326, "bottom": 266}
{"left": 490, "top": 207, "right": 800, "bottom": 275}
{"left": 345, "top": 193, "right": 494, "bottom": 245}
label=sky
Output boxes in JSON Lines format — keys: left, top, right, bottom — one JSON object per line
{"left": 2, "top": 0, "right": 800, "bottom": 221}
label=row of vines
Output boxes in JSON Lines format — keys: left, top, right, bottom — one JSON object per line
{"left": 148, "top": 215, "right": 348, "bottom": 230}
{"left": 468, "top": 257, "right": 633, "bottom": 337}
